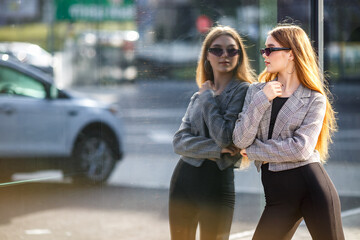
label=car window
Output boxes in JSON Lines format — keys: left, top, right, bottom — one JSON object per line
{"left": 0, "top": 66, "right": 46, "bottom": 99}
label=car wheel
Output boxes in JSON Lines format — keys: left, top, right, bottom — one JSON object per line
{"left": 71, "top": 130, "right": 116, "bottom": 184}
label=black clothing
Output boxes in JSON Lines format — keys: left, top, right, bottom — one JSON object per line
{"left": 169, "top": 160, "right": 235, "bottom": 240}
{"left": 268, "top": 97, "right": 288, "bottom": 139}
{"left": 253, "top": 163, "right": 345, "bottom": 240}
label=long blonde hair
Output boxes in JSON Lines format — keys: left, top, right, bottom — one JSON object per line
{"left": 196, "top": 26, "right": 256, "bottom": 87}
{"left": 259, "top": 24, "right": 337, "bottom": 162}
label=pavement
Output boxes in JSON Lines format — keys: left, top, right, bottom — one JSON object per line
{"left": 3, "top": 175, "right": 360, "bottom": 240}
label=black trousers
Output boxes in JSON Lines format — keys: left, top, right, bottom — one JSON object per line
{"left": 169, "top": 159, "right": 235, "bottom": 240}
{"left": 253, "top": 163, "right": 345, "bottom": 240}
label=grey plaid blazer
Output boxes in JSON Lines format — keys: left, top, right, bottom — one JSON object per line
{"left": 232, "top": 81, "right": 326, "bottom": 172}
{"left": 173, "top": 79, "right": 249, "bottom": 170}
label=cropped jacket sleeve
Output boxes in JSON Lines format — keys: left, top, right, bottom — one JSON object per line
{"left": 173, "top": 93, "right": 222, "bottom": 159}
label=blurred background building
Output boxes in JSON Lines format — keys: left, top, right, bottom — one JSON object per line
{"left": 0, "top": 0, "right": 358, "bottom": 85}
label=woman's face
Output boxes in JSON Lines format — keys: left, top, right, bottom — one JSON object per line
{"left": 207, "top": 35, "right": 240, "bottom": 75}
{"left": 262, "top": 35, "right": 292, "bottom": 74}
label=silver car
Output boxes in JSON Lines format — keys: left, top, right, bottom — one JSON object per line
{"left": 0, "top": 54, "right": 124, "bottom": 184}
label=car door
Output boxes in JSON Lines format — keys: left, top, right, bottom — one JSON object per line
{"left": 0, "top": 65, "right": 68, "bottom": 157}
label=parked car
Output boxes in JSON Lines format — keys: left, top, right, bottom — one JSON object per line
{"left": 0, "top": 54, "right": 124, "bottom": 184}
{"left": 0, "top": 42, "right": 54, "bottom": 76}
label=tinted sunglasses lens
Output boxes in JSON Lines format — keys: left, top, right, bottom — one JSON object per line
{"left": 265, "top": 48, "right": 271, "bottom": 56}
{"left": 209, "top": 48, "right": 223, "bottom": 57}
{"left": 227, "top": 49, "right": 239, "bottom": 57}
{"left": 260, "top": 48, "right": 271, "bottom": 56}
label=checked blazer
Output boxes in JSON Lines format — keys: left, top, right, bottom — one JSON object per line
{"left": 232, "top": 80, "right": 327, "bottom": 172}
{"left": 173, "top": 79, "right": 249, "bottom": 170}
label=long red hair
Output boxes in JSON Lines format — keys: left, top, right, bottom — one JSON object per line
{"left": 259, "top": 24, "right": 337, "bottom": 162}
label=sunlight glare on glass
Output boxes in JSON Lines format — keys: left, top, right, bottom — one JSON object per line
{"left": 126, "top": 31, "right": 139, "bottom": 41}
{"left": 1, "top": 54, "right": 9, "bottom": 61}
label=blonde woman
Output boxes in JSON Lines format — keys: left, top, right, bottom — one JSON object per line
{"left": 170, "top": 26, "right": 256, "bottom": 240}
{"left": 232, "top": 24, "right": 344, "bottom": 240}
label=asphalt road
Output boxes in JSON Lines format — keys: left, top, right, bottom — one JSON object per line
{"left": 3, "top": 79, "right": 360, "bottom": 239}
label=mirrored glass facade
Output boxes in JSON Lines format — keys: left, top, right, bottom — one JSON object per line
{"left": 0, "top": 0, "right": 358, "bottom": 239}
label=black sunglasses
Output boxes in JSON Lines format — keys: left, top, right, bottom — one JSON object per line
{"left": 208, "top": 48, "right": 241, "bottom": 57}
{"left": 260, "top": 47, "right": 291, "bottom": 56}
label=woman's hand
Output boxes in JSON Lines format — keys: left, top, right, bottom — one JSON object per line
{"left": 221, "top": 145, "right": 240, "bottom": 156}
{"left": 240, "top": 149, "right": 247, "bottom": 157}
{"left": 199, "top": 80, "right": 214, "bottom": 94}
{"left": 263, "top": 81, "right": 282, "bottom": 101}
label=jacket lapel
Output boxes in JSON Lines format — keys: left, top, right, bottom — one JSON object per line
{"left": 256, "top": 83, "right": 272, "bottom": 141}
{"left": 219, "top": 79, "right": 238, "bottom": 107}
{"left": 261, "top": 105, "right": 272, "bottom": 141}
{"left": 271, "top": 84, "right": 310, "bottom": 139}
{"left": 193, "top": 80, "right": 238, "bottom": 132}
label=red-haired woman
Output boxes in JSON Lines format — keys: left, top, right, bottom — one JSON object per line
{"left": 233, "top": 24, "right": 344, "bottom": 240}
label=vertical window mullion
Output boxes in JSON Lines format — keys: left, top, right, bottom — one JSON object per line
{"left": 311, "top": 0, "right": 324, "bottom": 75}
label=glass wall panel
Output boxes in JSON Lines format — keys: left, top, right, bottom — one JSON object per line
{"left": 0, "top": 0, "right": 358, "bottom": 239}
{"left": 323, "top": 2, "right": 360, "bottom": 238}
